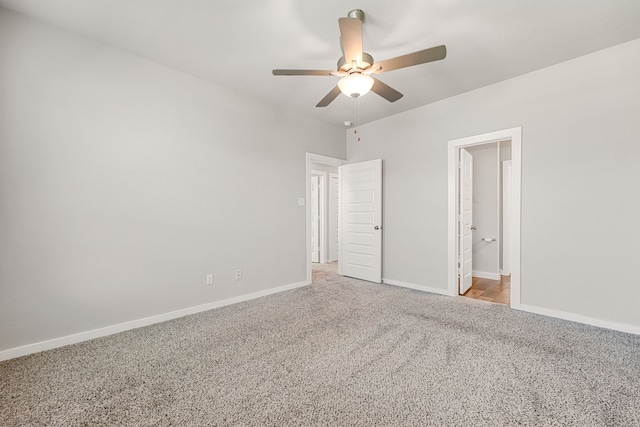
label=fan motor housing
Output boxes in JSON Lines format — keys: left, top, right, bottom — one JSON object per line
{"left": 337, "top": 52, "right": 374, "bottom": 73}
{"left": 347, "top": 9, "right": 365, "bottom": 21}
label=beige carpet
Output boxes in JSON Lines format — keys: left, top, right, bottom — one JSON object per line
{"left": 1, "top": 263, "right": 639, "bottom": 426}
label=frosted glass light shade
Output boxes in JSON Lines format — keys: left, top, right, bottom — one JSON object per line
{"left": 338, "top": 73, "right": 374, "bottom": 98}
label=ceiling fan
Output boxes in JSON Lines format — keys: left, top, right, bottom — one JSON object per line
{"left": 272, "top": 9, "right": 446, "bottom": 107}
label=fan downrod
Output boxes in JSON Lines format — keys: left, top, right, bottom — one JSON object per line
{"left": 347, "top": 9, "right": 365, "bottom": 22}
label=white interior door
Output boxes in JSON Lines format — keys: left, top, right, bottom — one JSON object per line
{"left": 460, "top": 149, "right": 473, "bottom": 294}
{"left": 311, "top": 175, "right": 320, "bottom": 263}
{"left": 328, "top": 173, "right": 339, "bottom": 262}
{"left": 339, "top": 159, "right": 382, "bottom": 283}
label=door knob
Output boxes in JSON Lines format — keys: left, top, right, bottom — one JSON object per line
{"left": 374, "top": 226, "right": 380, "bottom": 230}
{"left": 470, "top": 225, "right": 477, "bottom": 231}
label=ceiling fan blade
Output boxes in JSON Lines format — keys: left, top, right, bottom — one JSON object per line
{"left": 316, "top": 86, "right": 342, "bottom": 107}
{"left": 372, "top": 45, "right": 446, "bottom": 73}
{"left": 338, "top": 17, "right": 363, "bottom": 67}
{"left": 371, "top": 78, "right": 403, "bottom": 103}
{"left": 272, "top": 69, "right": 336, "bottom": 76}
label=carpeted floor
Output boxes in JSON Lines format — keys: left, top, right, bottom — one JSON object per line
{"left": 2, "top": 263, "right": 640, "bottom": 426}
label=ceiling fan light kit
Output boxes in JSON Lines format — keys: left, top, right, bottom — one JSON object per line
{"left": 338, "top": 73, "right": 374, "bottom": 98}
{"left": 272, "top": 9, "right": 446, "bottom": 108}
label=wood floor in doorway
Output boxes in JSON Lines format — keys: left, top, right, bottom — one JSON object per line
{"left": 463, "top": 276, "right": 510, "bottom": 306}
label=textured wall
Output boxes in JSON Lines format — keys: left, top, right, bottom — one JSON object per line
{"left": 347, "top": 38, "right": 640, "bottom": 328}
{"left": 0, "top": 7, "right": 345, "bottom": 351}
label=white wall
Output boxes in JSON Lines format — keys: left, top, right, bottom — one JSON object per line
{"left": 466, "top": 143, "right": 499, "bottom": 278}
{"left": 347, "top": 38, "right": 640, "bottom": 329}
{"left": 0, "top": 7, "right": 345, "bottom": 353}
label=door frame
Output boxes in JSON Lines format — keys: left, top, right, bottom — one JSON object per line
{"left": 306, "top": 153, "right": 346, "bottom": 284}
{"left": 447, "top": 127, "right": 522, "bottom": 308}
{"left": 310, "top": 170, "right": 327, "bottom": 264}
{"left": 328, "top": 172, "right": 340, "bottom": 262}
{"left": 501, "top": 160, "right": 512, "bottom": 275}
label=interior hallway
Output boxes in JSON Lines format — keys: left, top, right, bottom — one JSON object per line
{"left": 312, "top": 262, "right": 338, "bottom": 284}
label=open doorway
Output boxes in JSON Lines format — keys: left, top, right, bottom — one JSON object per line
{"left": 459, "top": 141, "right": 511, "bottom": 305}
{"left": 447, "top": 127, "right": 522, "bottom": 308}
{"left": 306, "top": 153, "right": 384, "bottom": 285}
{"left": 306, "top": 153, "right": 345, "bottom": 284}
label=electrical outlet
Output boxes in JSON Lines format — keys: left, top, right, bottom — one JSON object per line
{"left": 235, "top": 269, "right": 242, "bottom": 281}
{"left": 206, "top": 274, "right": 213, "bottom": 285}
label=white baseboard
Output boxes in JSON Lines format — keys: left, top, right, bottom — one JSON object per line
{"left": 472, "top": 270, "right": 501, "bottom": 280}
{"left": 0, "top": 280, "right": 308, "bottom": 362}
{"left": 515, "top": 303, "right": 640, "bottom": 336}
{"left": 383, "top": 278, "right": 455, "bottom": 296}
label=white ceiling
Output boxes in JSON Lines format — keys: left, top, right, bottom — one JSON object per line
{"left": 2, "top": 0, "right": 640, "bottom": 128}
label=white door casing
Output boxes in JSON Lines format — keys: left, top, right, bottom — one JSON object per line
{"left": 502, "top": 160, "right": 512, "bottom": 275}
{"left": 339, "top": 159, "right": 383, "bottom": 283}
{"left": 329, "top": 173, "right": 339, "bottom": 262}
{"left": 310, "top": 175, "right": 320, "bottom": 263}
{"left": 460, "top": 149, "right": 473, "bottom": 294}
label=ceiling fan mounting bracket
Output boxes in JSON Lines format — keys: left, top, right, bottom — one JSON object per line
{"left": 347, "top": 9, "right": 365, "bottom": 22}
